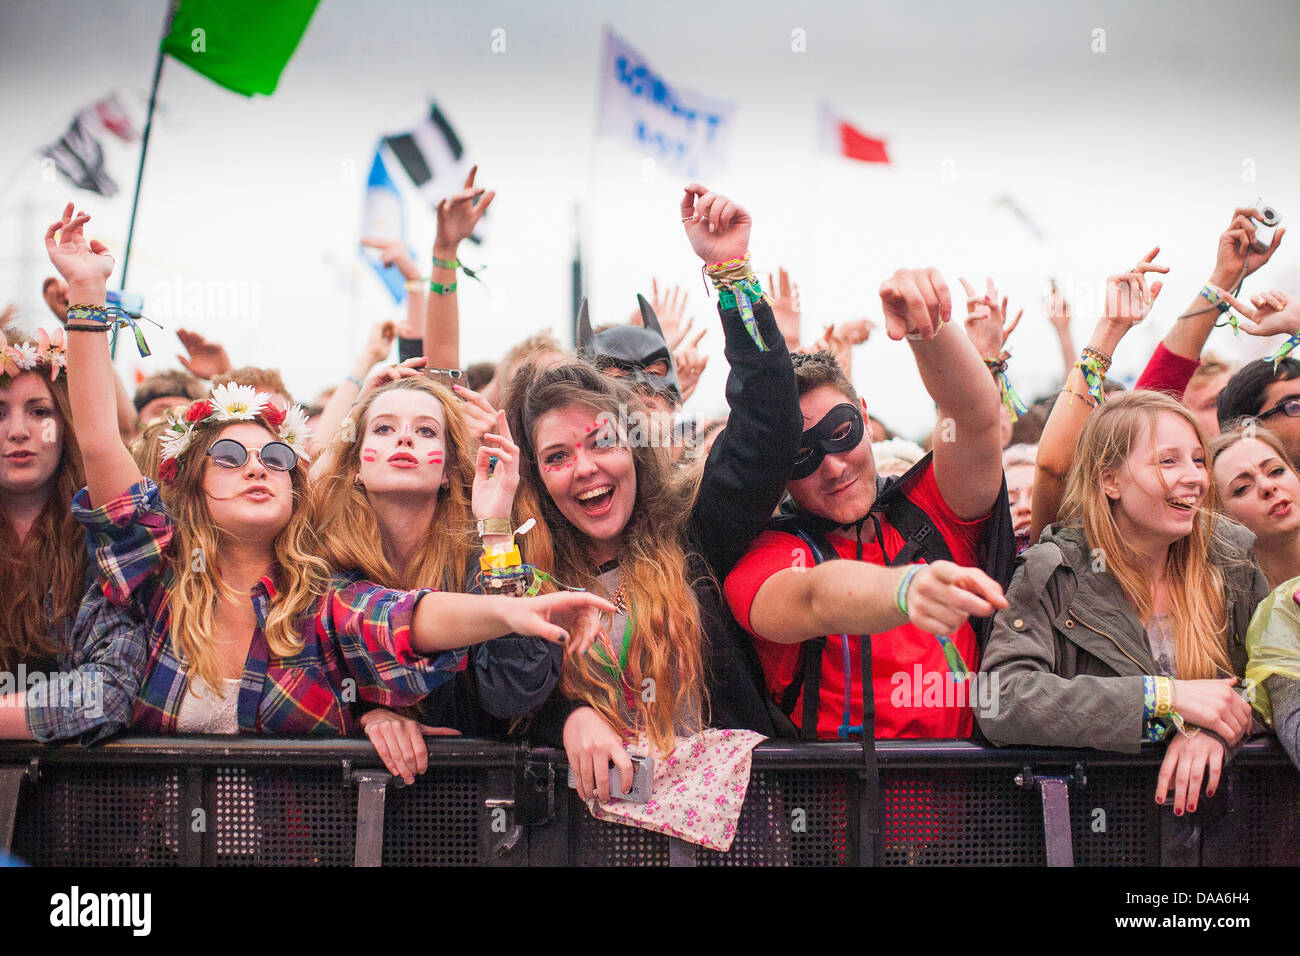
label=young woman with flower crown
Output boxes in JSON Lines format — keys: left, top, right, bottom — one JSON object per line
{"left": 0, "top": 324, "right": 148, "bottom": 743}
{"left": 48, "top": 202, "right": 613, "bottom": 737}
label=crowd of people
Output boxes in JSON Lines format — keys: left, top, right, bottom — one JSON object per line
{"left": 4, "top": 173, "right": 1300, "bottom": 836}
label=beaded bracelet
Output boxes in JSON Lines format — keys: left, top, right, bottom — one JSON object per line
{"left": 1061, "top": 386, "right": 1099, "bottom": 409}
{"left": 65, "top": 304, "right": 157, "bottom": 357}
{"left": 1080, "top": 346, "right": 1112, "bottom": 374}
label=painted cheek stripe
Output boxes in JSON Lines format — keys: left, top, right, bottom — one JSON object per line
{"left": 361, "top": 448, "right": 378, "bottom": 463}
{"left": 427, "top": 451, "right": 444, "bottom": 464}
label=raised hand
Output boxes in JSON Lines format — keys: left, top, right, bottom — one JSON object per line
{"left": 452, "top": 383, "right": 498, "bottom": 447}
{"left": 672, "top": 327, "right": 709, "bottom": 403}
{"left": 360, "top": 235, "right": 420, "bottom": 281}
{"left": 879, "top": 268, "right": 952, "bottom": 341}
{"left": 44, "top": 203, "right": 114, "bottom": 297}
{"left": 360, "top": 319, "right": 397, "bottom": 368}
{"left": 960, "top": 277, "right": 1023, "bottom": 360}
{"left": 681, "top": 184, "right": 751, "bottom": 264}
{"left": 472, "top": 410, "right": 520, "bottom": 521}
{"left": 1211, "top": 205, "right": 1285, "bottom": 288}
{"left": 435, "top": 165, "right": 494, "bottom": 253}
{"left": 1215, "top": 287, "right": 1300, "bottom": 338}
{"left": 42, "top": 277, "right": 69, "bottom": 323}
{"left": 1044, "top": 279, "right": 1071, "bottom": 336}
{"left": 175, "top": 328, "right": 232, "bottom": 380}
{"left": 765, "top": 267, "right": 802, "bottom": 351}
{"left": 630, "top": 279, "right": 695, "bottom": 350}
{"left": 828, "top": 318, "right": 875, "bottom": 352}
{"left": 1103, "top": 247, "right": 1167, "bottom": 327}
{"left": 359, "top": 356, "right": 427, "bottom": 401}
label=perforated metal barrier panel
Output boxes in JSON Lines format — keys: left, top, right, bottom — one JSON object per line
{"left": 3, "top": 739, "right": 1296, "bottom": 867}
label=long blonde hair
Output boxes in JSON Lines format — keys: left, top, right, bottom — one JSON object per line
{"left": 0, "top": 366, "right": 87, "bottom": 670}
{"left": 1059, "top": 391, "right": 1232, "bottom": 678}
{"left": 309, "top": 377, "right": 475, "bottom": 591}
{"left": 508, "top": 360, "right": 706, "bottom": 756}
{"left": 160, "top": 414, "right": 331, "bottom": 690}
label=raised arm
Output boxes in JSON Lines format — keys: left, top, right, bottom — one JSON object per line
{"left": 680, "top": 184, "right": 802, "bottom": 578}
{"left": 879, "top": 268, "right": 1002, "bottom": 520}
{"left": 1160, "top": 206, "right": 1286, "bottom": 365}
{"left": 307, "top": 320, "right": 398, "bottom": 457}
{"left": 45, "top": 203, "right": 143, "bottom": 506}
{"left": 1030, "top": 250, "right": 1166, "bottom": 540}
{"left": 422, "top": 166, "right": 495, "bottom": 371}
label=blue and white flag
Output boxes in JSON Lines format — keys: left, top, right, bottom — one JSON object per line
{"left": 360, "top": 147, "right": 413, "bottom": 304}
{"left": 596, "top": 28, "right": 734, "bottom": 178}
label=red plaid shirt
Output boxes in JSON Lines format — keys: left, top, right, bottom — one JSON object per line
{"left": 72, "top": 479, "right": 462, "bottom": 736}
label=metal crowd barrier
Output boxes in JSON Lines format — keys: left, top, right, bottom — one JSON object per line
{"left": 1, "top": 737, "right": 1296, "bottom": 866}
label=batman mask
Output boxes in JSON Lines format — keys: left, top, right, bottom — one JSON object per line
{"left": 576, "top": 294, "right": 681, "bottom": 404}
{"left": 790, "top": 403, "right": 866, "bottom": 479}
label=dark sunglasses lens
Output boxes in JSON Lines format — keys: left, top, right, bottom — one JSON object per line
{"left": 259, "top": 442, "right": 297, "bottom": 472}
{"left": 208, "top": 439, "right": 247, "bottom": 468}
{"left": 448, "top": 369, "right": 463, "bottom": 380}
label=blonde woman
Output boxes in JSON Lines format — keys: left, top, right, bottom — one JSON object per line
{"left": 979, "top": 391, "right": 1267, "bottom": 815}
{"left": 47, "top": 202, "right": 612, "bottom": 737}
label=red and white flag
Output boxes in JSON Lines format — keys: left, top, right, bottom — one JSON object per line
{"left": 819, "top": 103, "right": 890, "bottom": 164}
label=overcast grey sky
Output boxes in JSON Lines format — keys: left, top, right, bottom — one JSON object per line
{"left": 2, "top": 0, "right": 1297, "bottom": 435}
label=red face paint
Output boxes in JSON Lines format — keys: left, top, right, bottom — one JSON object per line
{"left": 361, "top": 448, "right": 378, "bottom": 463}
{"left": 427, "top": 451, "right": 444, "bottom": 464}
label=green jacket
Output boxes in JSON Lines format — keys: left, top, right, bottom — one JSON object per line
{"left": 977, "top": 521, "right": 1268, "bottom": 753}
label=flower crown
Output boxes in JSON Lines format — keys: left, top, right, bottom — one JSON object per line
{"left": 157, "top": 382, "right": 311, "bottom": 483}
{"left": 0, "top": 327, "right": 67, "bottom": 388}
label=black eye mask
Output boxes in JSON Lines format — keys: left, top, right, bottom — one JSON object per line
{"left": 790, "top": 403, "right": 865, "bottom": 479}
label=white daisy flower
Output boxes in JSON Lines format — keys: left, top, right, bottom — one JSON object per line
{"left": 12, "top": 343, "right": 38, "bottom": 370}
{"left": 159, "top": 427, "right": 193, "bottom": 462}
{"left": 278, "top": 404, "right": 312, "bottom": 460}
{"left": 209, "top": 382, "right": 266, "bottom": 421}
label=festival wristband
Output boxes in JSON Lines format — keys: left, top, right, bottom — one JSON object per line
{"left": 405, "top": 279, "right": 425, "bottom": 292}
{"left": 65, "top": 304, "right": 157, "bottom": 357}
{"left": 1074, "top": 353, "right": 1107, "bottom": 405}
{"left": 1143, "top": 676, "right": 1157, "bottom": 722}
{"left": 1154, "top": 676, "right": 1174, "bottom": 719}
{"left": 477, "top": 517, "right": 513, "bottom": 538}
{"left": 429, "top": 281, "right": 457, "bottom": 296}
{"left": 345, "top": 374, "right": 364, "bottom": 389}
{"left": 1200, "top": 283, "right": 1232, "bottom": 314}
{"left": 479, "top": 545, "right": 523, "bottom": 572}
{"left": 984, "top": 355, "right": 1028, "bottom": 423}
{"left": 895, "top": 564, "right": 923, "bottom": 617}
{"left": 1268, "top": 331, "right": 1300, "bottom": 371}
{"left": 433, "top": 256, "right": 485, "bottom": 284}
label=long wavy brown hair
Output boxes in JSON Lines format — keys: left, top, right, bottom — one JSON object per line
{"left": 160, "top": 414, "right": 331, "bottom": 691}
{"left": 507, "top": 360, "right": 706, "bottom": 756}
{"left": 309, "top": 378, "right": 476, "bottom": 591}
{"left": 1059, "top": 390, "right": 1233, "bottom": 678}
{"left": 0, "top": 366, "right": 86, "bottom": 671}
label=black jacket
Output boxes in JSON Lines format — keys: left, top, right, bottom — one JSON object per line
{"left": 526, "top": 296, "right": 802, "bottom": 744}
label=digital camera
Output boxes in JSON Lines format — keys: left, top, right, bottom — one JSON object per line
{"left": 567, "top": 753, "right": 654, "bottom": 803}
{"left": 1251, "top": 197, "right": 1281, "bottom": 251}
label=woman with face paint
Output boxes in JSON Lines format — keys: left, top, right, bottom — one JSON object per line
{"left": 48, "top": 202, "right": 614, "bottom": 738}
{"left": 502, "top": 185, "right": 804, "bottom": 804}
{"left": 310, "top": 371, "right": 554, "bottom": 781}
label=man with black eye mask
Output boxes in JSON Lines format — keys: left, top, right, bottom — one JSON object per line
{"left": 723, "top": 267, "right": 1015, "bottom": 746}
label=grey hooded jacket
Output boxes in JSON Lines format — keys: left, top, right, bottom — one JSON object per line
{"left": 977, "top": 521, "right": 1268, "bottom": 753}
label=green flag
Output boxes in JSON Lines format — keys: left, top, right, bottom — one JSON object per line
{"left": 161, "top": 0, "right": 319, "bottom": 97}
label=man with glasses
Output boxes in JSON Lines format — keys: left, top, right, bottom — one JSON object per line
{"left": 1217, "top": 357, "right": 1300, "bottom": 462}
{"left": 722, "top": 268, "right": 1014, "bottom": 742}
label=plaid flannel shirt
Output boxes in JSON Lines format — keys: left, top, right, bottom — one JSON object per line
{"left": 24, "top": 585, "right": 147, "bottom": 745}
{"left": 71, "top": 478, "right": 463, "bottom": 736}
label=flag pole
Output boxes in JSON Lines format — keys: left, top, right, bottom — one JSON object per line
{"left": 118, "top": 0, "right": 176, "bottom": 297}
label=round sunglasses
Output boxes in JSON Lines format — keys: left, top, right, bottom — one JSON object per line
{"left": 206, "top": 438, "right": 298, "bottom": 472}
